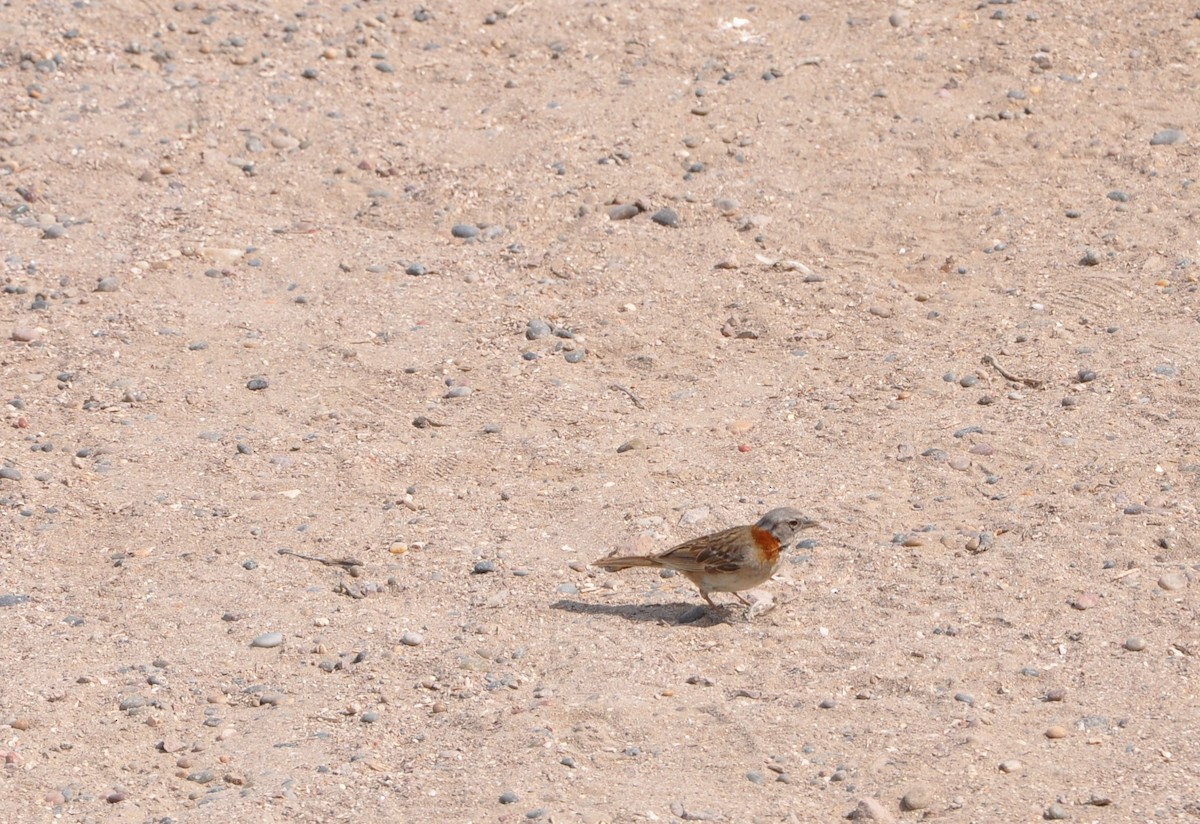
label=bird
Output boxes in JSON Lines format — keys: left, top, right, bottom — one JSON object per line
{"left": 592, "top": 507, "right": 818, "bottom": 608}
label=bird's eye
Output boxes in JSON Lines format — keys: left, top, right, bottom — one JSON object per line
{"left": 789, "top": 519, "right": 798, "bottom": 527}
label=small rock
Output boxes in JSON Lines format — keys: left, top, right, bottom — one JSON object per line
{"left": 677, "top": 605, "right": 708, "bottom": 624}
{"left": 616, "top": 438, "right": 645, "bottom": 453}
{"left": 868, "top": 304, "right": 894, "bottom": 318}
{"left": 41, "top": 224, "right": 66, "bottom": 239}
{"left": 1150, "top": 129, "right": 1186, "bottom": 146}
{"left": 251, "top": 632, "right": 284, "bottom": 648}
{"left": 1070, "top": 593, "right": 1099, "bottom": 610}
{"left": 1080, "top": 249, "right": 1101, "bottom": 266}
{"left": 1045, "top": 725, "right": 1069, "bottom": 739}
{"left": 1123, "top": 636, "right": 1146, "bottom": 652}
{"left": 0, "top": 467, "right": 21, "bottom": 481}
{"left": 608, "top": 203, "right": 641, "bottom": 221}
{"left": 651, "top": 207, "right": 680, "bottom": 227}
{"left": 1158, "top": 572, "right": 1188, "bottom": 591}
{"left": 451, "top": 223, "right": 480, "bottom": 239}
{"left": 10, "top": 326, "right": 39, "bottom": 343}
{"left": 246, "top": 377, "right": 269, "bottom": 391}
{"left": 999, "top": 759, "right": 1022, "bottom": 774}
{"left": 526, "top": 319, "right": 552, "bottom": 339}
{"left": 499, "top": 790, "right": 519, "bottom": 804}
{"left": 445, "top": 385, "right": 472, "bottom": 399}
{"left": 850, "top": 797, "right": 897, "bottom": 823}
{"left": 954, "top": 691, "right": 974, "bottom": 706}
{"left": 1044, "top": 688, "right": 1067, "bottom": 702}
{"left": 400, "top": 631, "right": 423, "bottom": 646}
{"left": 95, "top": 277, "right": 121, "bottom": 293}
{"left": 901, "top": 785, "right": 932, "bottom": 811}
{"left": 473, "top": 560, "right": 497, "bottom": 574}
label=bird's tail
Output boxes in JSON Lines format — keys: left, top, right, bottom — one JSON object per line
{"left": 592, "top": 554, "right": 661, "bottom": 572}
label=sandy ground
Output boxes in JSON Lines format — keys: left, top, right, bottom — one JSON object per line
{"left": 2, "top": 0, "right": 1199, "bottom": 821}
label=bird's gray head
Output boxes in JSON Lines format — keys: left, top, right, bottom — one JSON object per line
{"left": 755, "top": 507, "right": 819, "bottom": 544}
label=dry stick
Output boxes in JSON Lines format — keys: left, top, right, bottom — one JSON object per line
{"left": 609, "top": 383, "right": 646, "bottom": 409}
{"left": 277, "top": 548, "right": 363, "bottom": 570}
{"left": 981, "top": 354, "right": 1045, "bottom": 388}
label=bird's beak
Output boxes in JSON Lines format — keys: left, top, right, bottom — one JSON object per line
{"left": 801, "top": 519, "right": 820, "bottom": 530}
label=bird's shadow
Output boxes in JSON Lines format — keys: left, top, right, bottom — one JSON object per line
{"left": 550, "top": 598, "right": 731, "bottom": 625}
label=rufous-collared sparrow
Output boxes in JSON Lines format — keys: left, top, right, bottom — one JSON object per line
{"left": 593, "top": 507, "right": 818, "bottom": 607}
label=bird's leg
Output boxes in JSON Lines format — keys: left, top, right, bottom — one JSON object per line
{"left": 733, "top": 592, "right": 751, "bottom": 606}
{"left": 701, "top": 591, "right": 717, "bottom": 607}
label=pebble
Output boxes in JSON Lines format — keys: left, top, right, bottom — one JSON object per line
{"left": 564, "top": 349, "right": 586, "bottom": 363}
{"left": 11, "top": 326, "right": 39, "bottom": 343}
{"left": 651, "top": 207, "right": 680, "bottom": 227}
{"left": 445, "top": 385, "right": 472, "bottom": 398}
{"left": 473, "top": 560, "right": 497, "bottom": 574}
{"left": 451, "top": 223, "right": 480, "bottom": 239}
{"left": 1107, "top": 190, "right": 1129, "bottom": 202}
{"left": 616, "top": 438, "right": 645, "bottom": 453}
{"left": 868, "top": 305, "right": 894, "bottom": 318}
{"left": 851, "top": 797, "right": 896, "bottom": 823}
{"left": 42, "top": 224, "right": 66, "bottom": 239}
{"left": 1158, "top": 572, "right": 1188, "bottom": 591}
{"left": 999, "top": 759, "right": 1022, "bottom": 774}
{"left": 526, "top": 319, "right": 552, "bottom": 339}
{"left": 246, "top": 377, "right": 269, "bottom": 391}
{"left": 361, "top": 711, "right": 380, "bottom": 723}
{"left": 1070, "top": 593, "right": 1099, "bottom": 610}
{"left": 1045, "top": 725, "right": 1068, "bottom": 739}
{"left": 677, "top": 605, "right": 708, "bottom": 624}
{"left": 500, "top": 790, "right": 519, "bottom": 804}
{"left": 954, "top": 691, "right": 974, "bottom": 706}
{"left": 1044, "top": 688, "right": 1067, "bottom": 702}
{"left": 1150, "top": 129, "right": 1185, "bottom": 146}
{"left": 525, "top": 809, "right": 545, "bottom": 820}
{"left": 400, "top": 631, "right": 423, "bottom": 646}
{"left": 818, "top": 698, "right": 836, "bottom": 709}
{"left": 251, "top": 632, "right": 284, "bottom": 648}
{"left": 608, "top": 203, "right": 641, "bottom": 220}
{"left": 1123, "top": 636, "right": 1146, "bottom": 652}
{"left": 1044, "top": 803, "right": 1070, "bottom": 820}
{"left": 405, "top": 262, "right": 427, "bottom": 276}
{"left": 1080, "top": 249, "right": 1101, "bottom": 266}
{"left": 901, "top": 785, "right": 932, "bottom": 811}
{"left": 95, "top": 276, "right": 121, "bottom": 292}
{"left": 0, "top": 467, "right": 21, "bottom": 481}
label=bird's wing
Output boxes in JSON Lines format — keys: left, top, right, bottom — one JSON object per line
{"left": 658, "top": 527, "right": 745, "bottom": 573}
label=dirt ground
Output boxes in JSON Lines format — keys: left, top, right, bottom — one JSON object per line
{"left": 2, "top": 0, "right": 1198, "bottom": 821}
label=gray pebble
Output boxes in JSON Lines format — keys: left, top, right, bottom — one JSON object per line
{"left": 526, "top": 319, "right": 552, "bottom": 339}
{"left": 818, "top": 698, "right": 836, "bottom": 709}
{"left": 1150, "top": 129, "right": 1185, "bottom": 146}
{"left": 400, "top": 631, "right": 423, "bottom": 646}
{"left": 1107, "top": 190, "right": 1129, "bottom": 202}
{"left": 483, "top": 423, "right": 502, "bottom": 434}
{"left": 375, "top": 61, "right": 394, "bottom": 73}
{"left": 41, "top": 224, "right": 66, "bottom": 239}
{"left": 954, "top": 691, "right": 975, "bottom": 705}
{"left": 301, "top": 67, "right": 318, "bottom": 79}
{"left": 187, "top": 770, "right": 215, "bottom": 784}
{"left": 246, "top": 377, "right": 269, "bottom": 391}
{"left": 451, "top": 223, "right": 479, "bottom": 239}
{"left": 0, "top": 467, "right": 21, "bottom": 481}
{"left": 236, "top": 442, "right": 253, "bottom": 455}
{"left": 677, "top": 605, "right": 708, "bottom": 624}
{"left": 445, "top": 386, "right": 472, "bottom": 398}
{"left": 608, "top": 203, "right": 641, "bottom": 220}
{"left": 901, "top": 786, "right": 932, "bottom": 811}
{"left": 473, "top": 560, "right": 497, "bottom": 574}
{"left": 251, "top": 631, "right": 284, "bottom": 648}
{"left": 95, "top": 276, "right": 121, "bottom": 292}
{"left": 1077, "top": 369, "right": 1097, "bottom": 382}
{"left": 0, "top": 594, "right": 30, "bottom": 607}
{"left": 361, "top": 711, "right": 380, "bottom": 723}
{"left": 405, "top": 262, "right": 427, "bottom": 276}
{"left": 499, "top": 791, "right": 519, "bottom": 804}
{"left": 188, "top": 341, "right": 209, "bottom": 351}
{"left": 1080, "top": 249, "right": 1101, "bottom": 266}
{"left": 1065, "top": 209, "right": 1082, "bottom": 218}
{"left": 556, "top": 583, "right": 579, "bottom": 595}
{"left": 564, "top": 349, "right": 586, "bottom": 363}
{"left": 525, "top": 809, "right": 545, "bottom": 820}
{"left": 119, "top": 695, "right": 147, "bottom": 711}
{"left": 958, "top": 374, "right": 978, "bottom": 387}
{"left": 651, "top": 207, "right": 680, "bottom": 227}
{"left": 746, "top": 770, "right": 765, "bottom": 785}
{"left": 1045, "top": 803, "right": 1070, "bottom": 820}
{"left": 1123, "top": 636, "right": 1146, "bottom": 652}
{"left": 242, "top": 559, "right": 257, "bottom": 570}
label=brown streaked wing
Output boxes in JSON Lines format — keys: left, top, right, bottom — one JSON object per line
{"left": 658, "top": 526, "right": 745, "bottom": 573}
